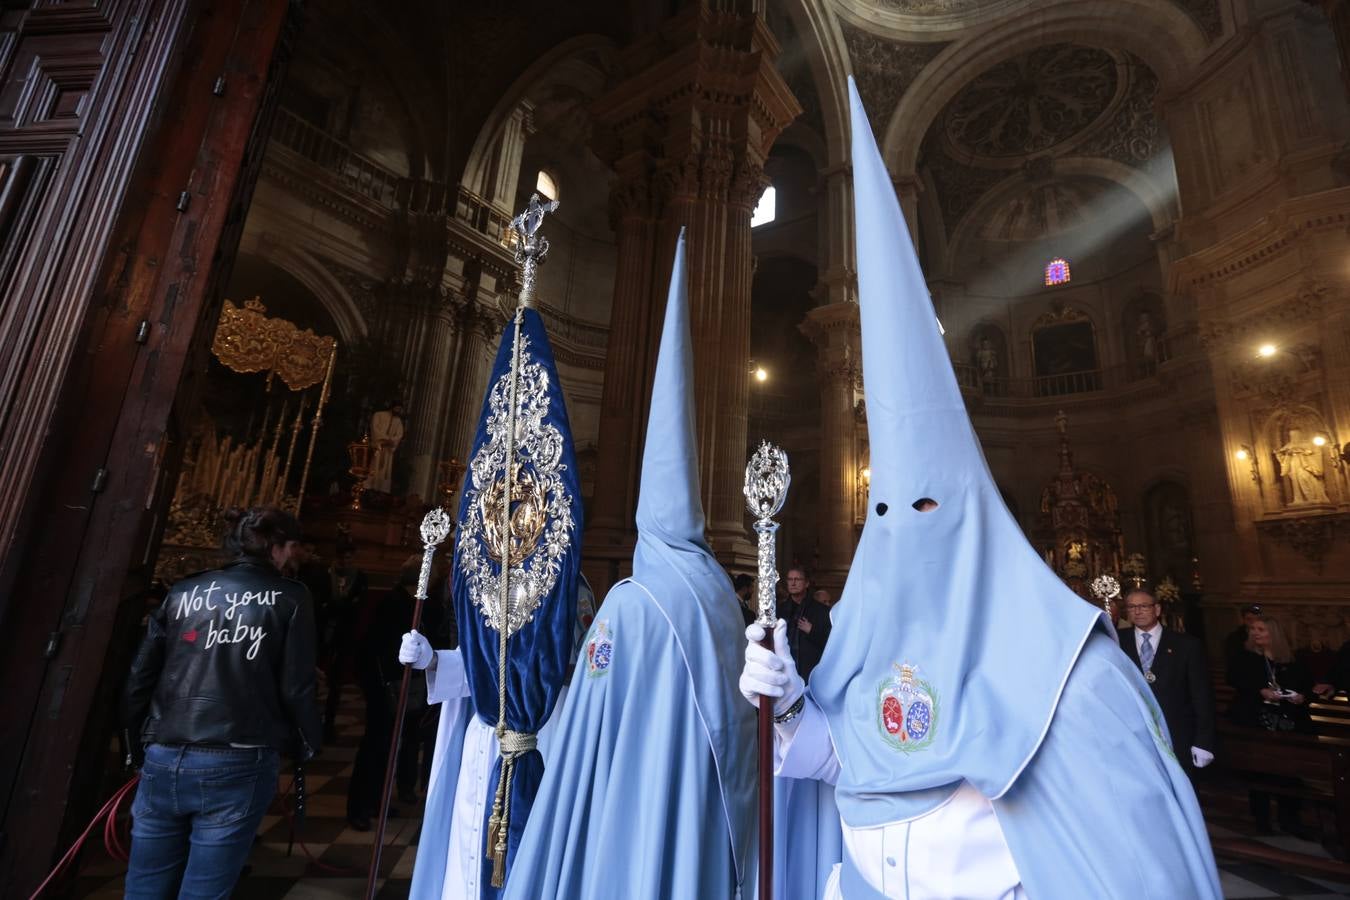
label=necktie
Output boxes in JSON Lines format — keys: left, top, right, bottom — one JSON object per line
{"left": 1140, "top": 632, "right": 1155, "bottom": 672}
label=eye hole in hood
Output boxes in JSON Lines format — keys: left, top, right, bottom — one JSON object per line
{"left": 912, "top": 498, "right": 939, "bottom": 512}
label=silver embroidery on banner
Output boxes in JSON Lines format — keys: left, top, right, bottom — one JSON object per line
{"left": 457, "top": 332, "right": 576, "bottom": 637}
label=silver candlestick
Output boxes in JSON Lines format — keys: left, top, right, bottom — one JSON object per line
{"left": 744, "top": 441, "right": 791, "bottom": 628}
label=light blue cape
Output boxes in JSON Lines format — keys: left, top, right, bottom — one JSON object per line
{"left": 797, "top": 79, "right": 1220, "bottom": 898}
{"left": 502, "top": 231, "right": 756, "bottom": 898}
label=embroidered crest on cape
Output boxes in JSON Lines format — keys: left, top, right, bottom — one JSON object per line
{"left": 457, "top": 332, "right": 577, "bottom": 637}
{"left": 1146, "top": 694, "right": 1177, "bottom": 761}
{"left": 876, "top": 662, "right": 940, "bottom": 752}
{"left": 585, "top": 620, "right": 614, "bottom": 677}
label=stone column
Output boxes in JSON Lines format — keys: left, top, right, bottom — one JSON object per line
{"left": 372, "top": 281, "right": 458, "bottom": 501}
{"left": 801, "top": 302, "right": 862, "bottom": 594}
{"left": 441, "top": 297, "right": 501, "bottom": 466}
{"left": 584, "top": 3, "right": 800, "bottom": 589}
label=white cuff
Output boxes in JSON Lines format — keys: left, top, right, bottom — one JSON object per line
{"left": 776, "top": 695, "right": 841, "bottom": 784}
{"left": 426, "top": 648, "right": 470, "bottom": 704}
{"left": 1190, "top": 746, "right": 1214, "bottom": 769}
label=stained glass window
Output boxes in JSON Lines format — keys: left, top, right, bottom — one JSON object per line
{"left": 1044, "top": 257, "right": 1071, "bottom": 286}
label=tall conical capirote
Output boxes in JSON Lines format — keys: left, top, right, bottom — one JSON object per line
{"left": 633, "top": 227, "right": 710, "bottom": 561}
{"left": 627, "top": 227, "right": 757, "bottom": 882}
{"left": 806, "top": 78, "right": 1107, "bottom": 827}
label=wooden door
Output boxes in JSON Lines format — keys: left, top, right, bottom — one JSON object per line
{"left": 0, "top": 1, "right": 297, "bottom": 891}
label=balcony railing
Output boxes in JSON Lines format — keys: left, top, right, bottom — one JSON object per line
{"left": 268, "top": 108, "right": 514, "bottom": 245}
{"left": 270, "top": 109, "right": 402, "bottom": 208}
{"left": 953, "top": 363, "right": 1106, "bottom": 398}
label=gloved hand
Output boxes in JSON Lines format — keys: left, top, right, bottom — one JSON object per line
{"left": 1191, "top": 746, "right": 1214, "bottom": 769}
{"left": 739, "top": 620, "right": 804, "bottom": 716}
{"left": 399, "top": 630, "right": 434, "bottom": 670}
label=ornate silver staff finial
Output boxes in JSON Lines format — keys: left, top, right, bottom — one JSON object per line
{"left": 1090, "top": 573, "right": 1121, "bottom": 624}
{"left": 508, "top": 193, "right": 559, "bottom": 309}
{"left": 744, "top": 441, "right": 791, "bottom": 628}
{"left": 415, "top": 507, "right": 454, "bottom": 601}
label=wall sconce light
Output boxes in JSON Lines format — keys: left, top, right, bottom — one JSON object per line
{"left": 1235, "top": 444, "right": 1260, "bottom": 484}
{"left": 1312, "top": 434, "right": 1328, "bottom": 447}
{"left": 857, "top": 464, "right": 871, "bottom": 500}
{"left": 748, "top": 359, "right": 768, "bottom": 384}
{"left": 1257, "top": 343, "right": 1278, "bottom": 358}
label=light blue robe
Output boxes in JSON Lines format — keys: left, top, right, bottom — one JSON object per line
{"left": 503, "top": 230, "right": 756, "bottom": 898}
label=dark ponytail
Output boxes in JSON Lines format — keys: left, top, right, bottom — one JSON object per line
{"left": 222, "top": 506, "right": 301, "bottom": 563}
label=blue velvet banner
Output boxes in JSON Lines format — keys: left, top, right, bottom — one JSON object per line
{"left": 451, "top": 307, "right": 581, "bottom": 897}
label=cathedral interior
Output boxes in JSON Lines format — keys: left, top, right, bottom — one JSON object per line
{"left": 3, "top": 0, "right": 1350, "bottom": 895}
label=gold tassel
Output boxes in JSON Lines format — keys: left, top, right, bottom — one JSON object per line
{"left": 485, "top": 774, "right": 506, "bottom": 861}
{"left": 490, "top": 836, "right": 507, "bottom": 888}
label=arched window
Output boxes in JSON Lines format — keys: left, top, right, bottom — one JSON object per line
{"left": 536, "top": 169, "right": 559, "bottom": 201}
{"left": 751, "top": 185, "right": 776, "bottom": 228}
{"left": 1044, "top": 257, "right": 1071, "bottom": 286}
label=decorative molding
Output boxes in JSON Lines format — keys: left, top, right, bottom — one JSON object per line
{"left": 941, "top": 46, "right": 1119, "bottom": 161}
{"left": 1198, "top": 279, "right": 1329, "bottom": 348}
{"left": 1032, "top": 302, "right": 1091, "bottom": 329}
{"left": 1255, "top": 512, "right": 1349, "bottom": 571}
{"left": 837, "top": 21, "right": 948, "bottom": 125}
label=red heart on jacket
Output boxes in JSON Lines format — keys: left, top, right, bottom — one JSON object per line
{"left": 182, "top": 630, "right": 198, "bottom": 643}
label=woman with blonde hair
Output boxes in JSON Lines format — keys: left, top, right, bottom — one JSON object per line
{"left": 1227, "top": 614, "right": 1314, "bottom": 837}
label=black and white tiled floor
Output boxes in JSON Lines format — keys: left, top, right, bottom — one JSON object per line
{"left": 65, "top": 694, "right": 1350, "bottom": 899}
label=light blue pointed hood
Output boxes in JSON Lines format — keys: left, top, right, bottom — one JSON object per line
{"left": 807, "top": 79, "right": 1109, "bottom": 827}
{"left": 621, "top": 228, "right": 756, "bottom": 883}
{"left": 634, "top": 228, "right": 712, "bottom": 563}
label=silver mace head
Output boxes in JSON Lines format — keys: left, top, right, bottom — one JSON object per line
{"left": 509, "top": 193, "right": 559, "bottom": 308}
{"left": 415, "top": 508, "right": 454, "bottom": 601}
{"left": 744, "top": 440, "right": 790, "bottom": 522}
{"left": 744, "top": 441, "right": 790, "bottom": 629}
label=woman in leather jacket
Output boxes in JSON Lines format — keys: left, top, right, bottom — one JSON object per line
{"left": 121, "top": 507, "right": 322, "bottom": 898}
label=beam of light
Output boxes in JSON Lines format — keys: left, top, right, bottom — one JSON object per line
{"left": 957, "top": 148, "right": 1179, "bottom": 302}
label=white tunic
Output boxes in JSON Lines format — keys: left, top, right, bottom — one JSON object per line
{"left": 778, "top": 697, "right": 1026, "bottom": 900}
{"left": 424, "top": 648, "right": 567, "bottom": 900}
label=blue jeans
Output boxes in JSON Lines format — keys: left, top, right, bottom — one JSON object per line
{"left": 125, "top": 744, "right": 280, "bottom": 899}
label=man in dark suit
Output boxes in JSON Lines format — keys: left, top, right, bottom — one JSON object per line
{"left": 1118, "top": 588, "right": 1216, "bottom": 775}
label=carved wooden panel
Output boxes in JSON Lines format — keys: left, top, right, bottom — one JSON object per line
{"left": 0, "top": 1, "right": 297, "bottom": 891}
{"left": 0, "top": 1, "right": 134, "bottom": 567}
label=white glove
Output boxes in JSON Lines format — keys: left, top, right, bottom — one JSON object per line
{"left": 399, "top": 630, "right": 434, "bottom": 670}
{"left": 1191, "top": 746, "right": 1214, "bottom": 769}
{"left": 740, "top": 620, "right": 804, "bottom": 716}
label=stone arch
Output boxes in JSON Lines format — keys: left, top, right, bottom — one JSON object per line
{"left": 239, "top": 235, "right": 368, "bottom": 345}
{"left": 883, "top": 2, "right": 1208, "bottom": 176}
{"left": 460, "top": 35, "right": 616, "bottom": 197}
{"left": 781, "top": 0, "right": 852, "bottom": 166}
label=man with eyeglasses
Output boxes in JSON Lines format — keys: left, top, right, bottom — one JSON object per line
{"left": 1119, "top": 589, "right": 1216, "bottom": 774}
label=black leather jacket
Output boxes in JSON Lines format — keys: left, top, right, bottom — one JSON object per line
{"left": 122, "top": 559, "right": 323, "bottom": 761}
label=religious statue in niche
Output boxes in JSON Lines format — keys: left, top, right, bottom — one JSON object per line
{"left": 368, "top": 401, "right": 406, "bottom": 494}
{"left": 977, "top": 338, "right": 999, "bottom": 382}
{"left": 1275, "top": 427, "right": 1330, "bottom": 506}
{"left": 968, "top": 323, "right": 1009, "bottom": 396}
{"left": 1136, "top": 311, "right": 1158, "bottom": 373}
